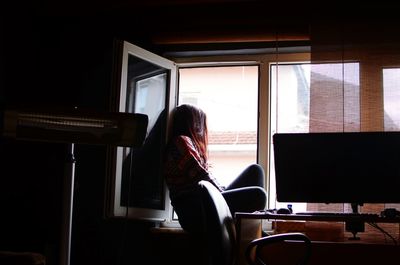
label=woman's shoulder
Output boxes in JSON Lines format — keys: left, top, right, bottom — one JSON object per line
{"left": 172, "top": 135, "right": 193, "bottom": 145}
{"left": 171, "top": 135, "right": 196, "bottom": 152}
{"left": 176, "top": 135, "right": 192, "bottom": 142}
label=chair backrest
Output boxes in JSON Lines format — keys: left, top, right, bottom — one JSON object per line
{"left": 197, "top": 181, "right": 311, "bottom": 265}
{"left": 198, "top": 180, "right": 237, "bottom": 265}
{"left": 245, "top": 232, "right": 312, "bottom": 265}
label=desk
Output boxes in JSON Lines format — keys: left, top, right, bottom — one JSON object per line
{"left": 234, "top": 212, "right": 400, "bottom": 265}
{"left": 235, "top": 212, "right": 400, "bottom": 223}
{"left": 235, "top": 212, "right": 400, "bottom": 241}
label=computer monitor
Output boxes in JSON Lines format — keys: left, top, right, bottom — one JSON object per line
{"left": 273, "top": 132, "right": 400, "bottom": 205}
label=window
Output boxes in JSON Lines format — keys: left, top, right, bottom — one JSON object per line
{"left": 178, "top": 66, "right": 259, "bottom": 187}
{"left": 269, "top": 62, "right": 361, "bottom": 212}
{"left": 106, "top": 41, "right": 176, "bottom": 221}
{"left": 108, "top": 41, "right": 400, "bottom": 243}
{"left": 169, "top": 64, "right": 260, "bottom": 221}
{"left": 106, "top": 43, "right": 309, "bottom": 224}
{"left": 270, "top": 60, "right": 400, "bottom": 243}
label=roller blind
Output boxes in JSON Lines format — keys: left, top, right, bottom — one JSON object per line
{"left": 306, "top": 18, "right": 400, "bottom": 242}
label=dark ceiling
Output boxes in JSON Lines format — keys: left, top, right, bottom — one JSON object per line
{"left": 6, "top": 0, "right": 399, "bottom": 48}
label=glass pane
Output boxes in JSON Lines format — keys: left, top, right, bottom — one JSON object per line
{"left": 382, "top": 68, "right": 400, "bottom": 214}
{"left": 383, "top": 68, "right": 400, "bottom": 131}
{"left": 270, "top": 64, "right": 310, "bottom": 211}
{"left": 271, "top": 64, "right": 310, "bottom": 134}
{"left": 178, "top": 66, "right": 258, "bottom": 187}
{"left": 120, "top": 54, "right": 168, "bottom": 210}
{"left": 309, "top": 63, "right": 360, "bottom": 132}
{"left": 270, "top": 63, "right": 360, "bottom": 212}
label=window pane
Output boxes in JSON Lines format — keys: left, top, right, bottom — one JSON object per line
{"left": 383, "top": 68, "right": 400, "bottom": 131}
{"left": 270, "top": 64, "right": 310, "bottom": 211}
{"left": 178, "top": 66, "right": 258, "bottom": 187}
{"left": 310, "top": 63, "right": 360, "bottom": 133}
{"left": 271, "top": 64, "right": 310, "bottom": 134}
{"left": 270, "top": 63, "right": 360, "bottom": 212}
{"left": 119, "top": 54, "right": 169, "bottom": 212}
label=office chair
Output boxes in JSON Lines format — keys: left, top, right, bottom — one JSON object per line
{"left": 245, "top": 233, "right": 311, "bottom": 265}
{"left": 198, "top": 180, "right": 311, "bottom": 265}
{"left": 198, "top": 180, "right": 236, "bottom": 265}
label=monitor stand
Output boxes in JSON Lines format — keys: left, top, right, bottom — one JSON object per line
{"left": 351, "top": 203, "right": 362, "bottom": 214}
{"left": 346, "top": 203, "right": 364, "bottom": 240}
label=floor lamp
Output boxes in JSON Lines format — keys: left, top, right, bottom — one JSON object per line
{"left": 2, "top": 108, "right": 148, "bottom": 265}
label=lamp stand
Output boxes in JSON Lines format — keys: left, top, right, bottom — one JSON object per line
{"left": 60, "top": 143, "right": 75, "bottom": 265}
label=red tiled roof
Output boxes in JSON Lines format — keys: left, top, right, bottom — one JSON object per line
{"left": 208, "top": 131, "right": 257, "bottom": 145}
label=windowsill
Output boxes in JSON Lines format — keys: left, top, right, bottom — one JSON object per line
{"left": 159, "top": 220, "right": 182, "bottom": 228}
{"left": 150, "top": 226, "right": 186, "bottom": 234}
{"left": 150, "top": 220, "right": 185, "bottom": 234}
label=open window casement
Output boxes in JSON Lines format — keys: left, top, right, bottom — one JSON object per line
{"left": 106, "top": 40, "right": 177, "bottom": 223}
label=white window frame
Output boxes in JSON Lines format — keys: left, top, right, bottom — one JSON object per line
{"left": 173, "top": 53, "right": 310, "bottom": 212}
{"left": 107, "top": 41, "right": 177, "bottom": 222}
{"left": 107, "top": 40, "right": 310, "bottom": 225}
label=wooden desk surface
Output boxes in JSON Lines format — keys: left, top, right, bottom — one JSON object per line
{"left": 235, "top": 211, "right": 400, "bottom": 223}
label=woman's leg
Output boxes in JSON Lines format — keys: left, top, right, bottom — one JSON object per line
{"left": 222, "top": 186, "right": 267, "bottom": 214}
{"left": 225, "top": 164, "right": 265, "bottom": 190}
{"left": 221, "top": 164, "right": 267, "bottom": 214}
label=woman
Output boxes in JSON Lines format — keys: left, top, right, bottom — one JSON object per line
{"left": 164, "top": 104, "right": 267, "bottom": 234}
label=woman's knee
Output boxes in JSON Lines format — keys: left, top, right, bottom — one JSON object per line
{"left": 253, "top": 186, "right": 268, "bottom": 208}
{"left": 223, "top": 186, "right": 267, "bottom": 210}
{"left": 248, "top": 163, "right": 264, "bottom": 174}
{"left": 245, "top": 164, "right": 265, "bottom": 186}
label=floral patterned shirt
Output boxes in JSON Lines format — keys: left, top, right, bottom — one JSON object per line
{"left": 164, "top": 135, "right": 223, "bottom": 200}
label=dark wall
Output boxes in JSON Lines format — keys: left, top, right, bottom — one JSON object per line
{"left": 2, "top": 3, "right": 400, "bottom": 265}
{"left": 0, "top": 140, "right": 64, "bottom": 257}
{"left": 1, "top": 13, "right": 162, "bottom": 265}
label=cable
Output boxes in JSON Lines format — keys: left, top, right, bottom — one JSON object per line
{"left": 367, "top": 222, "right": 398, "bottom": 245}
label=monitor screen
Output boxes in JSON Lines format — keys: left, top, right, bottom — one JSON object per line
{"left": 273, "top": 132, "right": 400, "bottom": 204}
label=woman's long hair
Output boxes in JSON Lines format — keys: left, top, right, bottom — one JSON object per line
{"left": 170, "top": 104, "right": 208, "bottom": 163}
